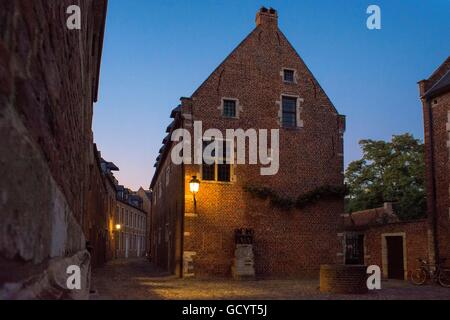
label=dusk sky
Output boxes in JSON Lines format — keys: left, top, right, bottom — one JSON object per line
{"left": 93, "top": 0, "right": 450, "bottom": 191}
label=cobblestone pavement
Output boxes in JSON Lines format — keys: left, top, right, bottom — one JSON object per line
{"left": 90, "top": 258, "right": 450, "bottom": 300}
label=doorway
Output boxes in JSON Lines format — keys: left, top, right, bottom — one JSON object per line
{"left": 385, "top": 236, "right": 405, "bottom": 279}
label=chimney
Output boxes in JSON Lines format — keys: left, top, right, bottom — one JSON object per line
{"left": 256, "top": 7, "right": 278, "bottom": 28}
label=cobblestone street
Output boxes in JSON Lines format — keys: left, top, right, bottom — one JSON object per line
{"left": 90, "top": 259, "right": 450, "bottom": 300}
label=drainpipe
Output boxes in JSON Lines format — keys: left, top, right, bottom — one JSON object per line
{"left": 426, "top": 99, "right": 440, "bottom": 264}
{"left": 180, "top": 158, "right": 185, "bottom": 278}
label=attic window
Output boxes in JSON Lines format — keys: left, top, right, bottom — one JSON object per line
{"left": 223, "top": 99, "right": 237, "bottom": 118}
{"left": 283, "top": 69, "right": 295, "bottom": 83}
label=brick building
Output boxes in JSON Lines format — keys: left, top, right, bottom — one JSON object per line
{"left": 115, "top": 187, "right": 148, "bottom": 258}
{"left": 150, "top": 8, "right": 346, "bottom": 278}
{"left": 0, "top": 1, "right": 108, "bottom": 299}
{"left": 342, "top": 203, "right": 431, "bottom": 280}
{"left": 137, "top": 187, "right": 153, "bottom": 258}
{"left": 419, "top": 57, "right": 450, "bottom": 265}
{"left": 100, "top": 155, "right": 120, "bottom": 263}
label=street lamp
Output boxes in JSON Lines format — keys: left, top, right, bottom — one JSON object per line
{"left": 189, "top": 176, "right": 200, "bottom": 212}
{"left": 115, "top": 224, "right": 121, "bottom": 231}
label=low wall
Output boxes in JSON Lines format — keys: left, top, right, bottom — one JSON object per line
{"left": 320, "top": 265, "right": 368, "bottom": 294}
{"left": 364, "top": 220, "right": 430, "bottom": 279}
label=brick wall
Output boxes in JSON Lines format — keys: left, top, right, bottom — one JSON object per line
{"left": 0, "top": 0, "right": 107, "bottom": 299}
{"left": 419, "top": 58, "right": 450, "bottom": 265}
{"left": 320, "top": 265, "right": 368, "bottom": 294}
{"left": 151, "top": 8, "right": 345, "bottom": 278}
{"left": 363, "top": 220, "right": 430, "bottom": 279}
{"left": 150, "top": 142, "right": 184, "bottom": 275}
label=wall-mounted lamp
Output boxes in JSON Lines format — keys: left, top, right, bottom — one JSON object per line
{"left": 189, "top": 176, "right": 200, "bottom": 212}
{"left": 115, "top": 224, "right": 121, "bottom": 231}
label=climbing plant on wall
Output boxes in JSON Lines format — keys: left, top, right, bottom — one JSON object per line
{"left": 243, "top": 184, "right": 347, "bottom": 211}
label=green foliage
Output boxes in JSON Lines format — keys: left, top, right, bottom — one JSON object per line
{"left": 243, "top": 185, "right": 346, "bottom": 211}
{"left": 345, "top": 133, "right": 426, "bottom": 220}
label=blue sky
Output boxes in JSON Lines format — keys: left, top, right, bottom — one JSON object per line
{"left": 93, "top": 0, "right": 450, "bottom": 190}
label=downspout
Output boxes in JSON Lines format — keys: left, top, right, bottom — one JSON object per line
{"left": 426, "top": 99, "right": 440, "bottom": 263}
{"left": 180, "top": 155, "right": 185, "bottom": 278}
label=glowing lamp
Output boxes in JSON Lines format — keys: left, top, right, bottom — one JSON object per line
{"left": 189, "top": 176, "right": 200, "bottom": 213}
{"left": 189, "top": 176, "right": 200, "bottom": 194}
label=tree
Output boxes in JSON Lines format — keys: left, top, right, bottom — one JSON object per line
{"left": 345, "top": 134, "right": 426, "bottom": 220}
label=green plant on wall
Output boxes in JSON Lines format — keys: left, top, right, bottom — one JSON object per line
{"left": 244, "top": 185, "right": 346, "bottom": 211}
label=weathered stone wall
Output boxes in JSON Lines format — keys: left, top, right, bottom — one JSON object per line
{"left": 0, "top": 0, "right": 107, "bottom": 299}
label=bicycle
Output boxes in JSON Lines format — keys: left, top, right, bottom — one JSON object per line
{"left": 410, "top": 258, "right": 450, "bottom": 288}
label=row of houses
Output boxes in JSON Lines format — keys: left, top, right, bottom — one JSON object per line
{"left": 93, "top": 148, "right": 151, "bottom": 264}
{"left": 147, "top": 7, "right": 450, "bottom": 280}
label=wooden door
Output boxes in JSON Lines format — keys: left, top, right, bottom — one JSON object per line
{"left": 386, "top": 236, "right": 405, "bottom": 279}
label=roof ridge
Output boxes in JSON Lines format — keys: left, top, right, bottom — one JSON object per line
{"left": 427, "top": 56, "right": 450, "bottom": 79}
{"left": 424, "top": 68, "right": 450, "bottom": 98}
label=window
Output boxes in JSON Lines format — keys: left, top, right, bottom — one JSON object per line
{"left": 202, "top": 163, "right": 215, "bottom": 181}
{"left": 345, "top": 233, "right": 365, "bottom": 265}
{"left": 282, "top": 96, "right": 297, "bottom": 128}
{"left": 283, "top": 69, "right": 295, "bottom": 83}
{"left": 217, "top": 163, "right": 231, "bottom": 182}
{"left": 201, "top": 139, "right": 232, "bottom": 182}
{"left": 223, "top": 99, "right": 236, "bottom": 118}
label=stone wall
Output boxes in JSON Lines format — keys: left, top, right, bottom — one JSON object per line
{"left": 0, "top": 0, "right": 107, "bottom": 299}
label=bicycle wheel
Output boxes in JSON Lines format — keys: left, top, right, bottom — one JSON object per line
{"left": 411, "top": 269, "right": 427, "bottom": 285}
{"left": 438, "top": 269, "right": 450, "bottom": 288}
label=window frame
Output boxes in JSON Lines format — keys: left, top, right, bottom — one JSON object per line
{"left": 220, "top": 98, "right": 240, "bottom": 119}
{"left": 201, "top": 137, "right": 233, "bottom": 183}
{"left": 281, "top": 95, "right": 298, "bottom": 128}
{"left": 222, "top": 99, "right": 237, "bottom": 118}
{"left": 282, "top": 68, "right": 297, "bottom": 84}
